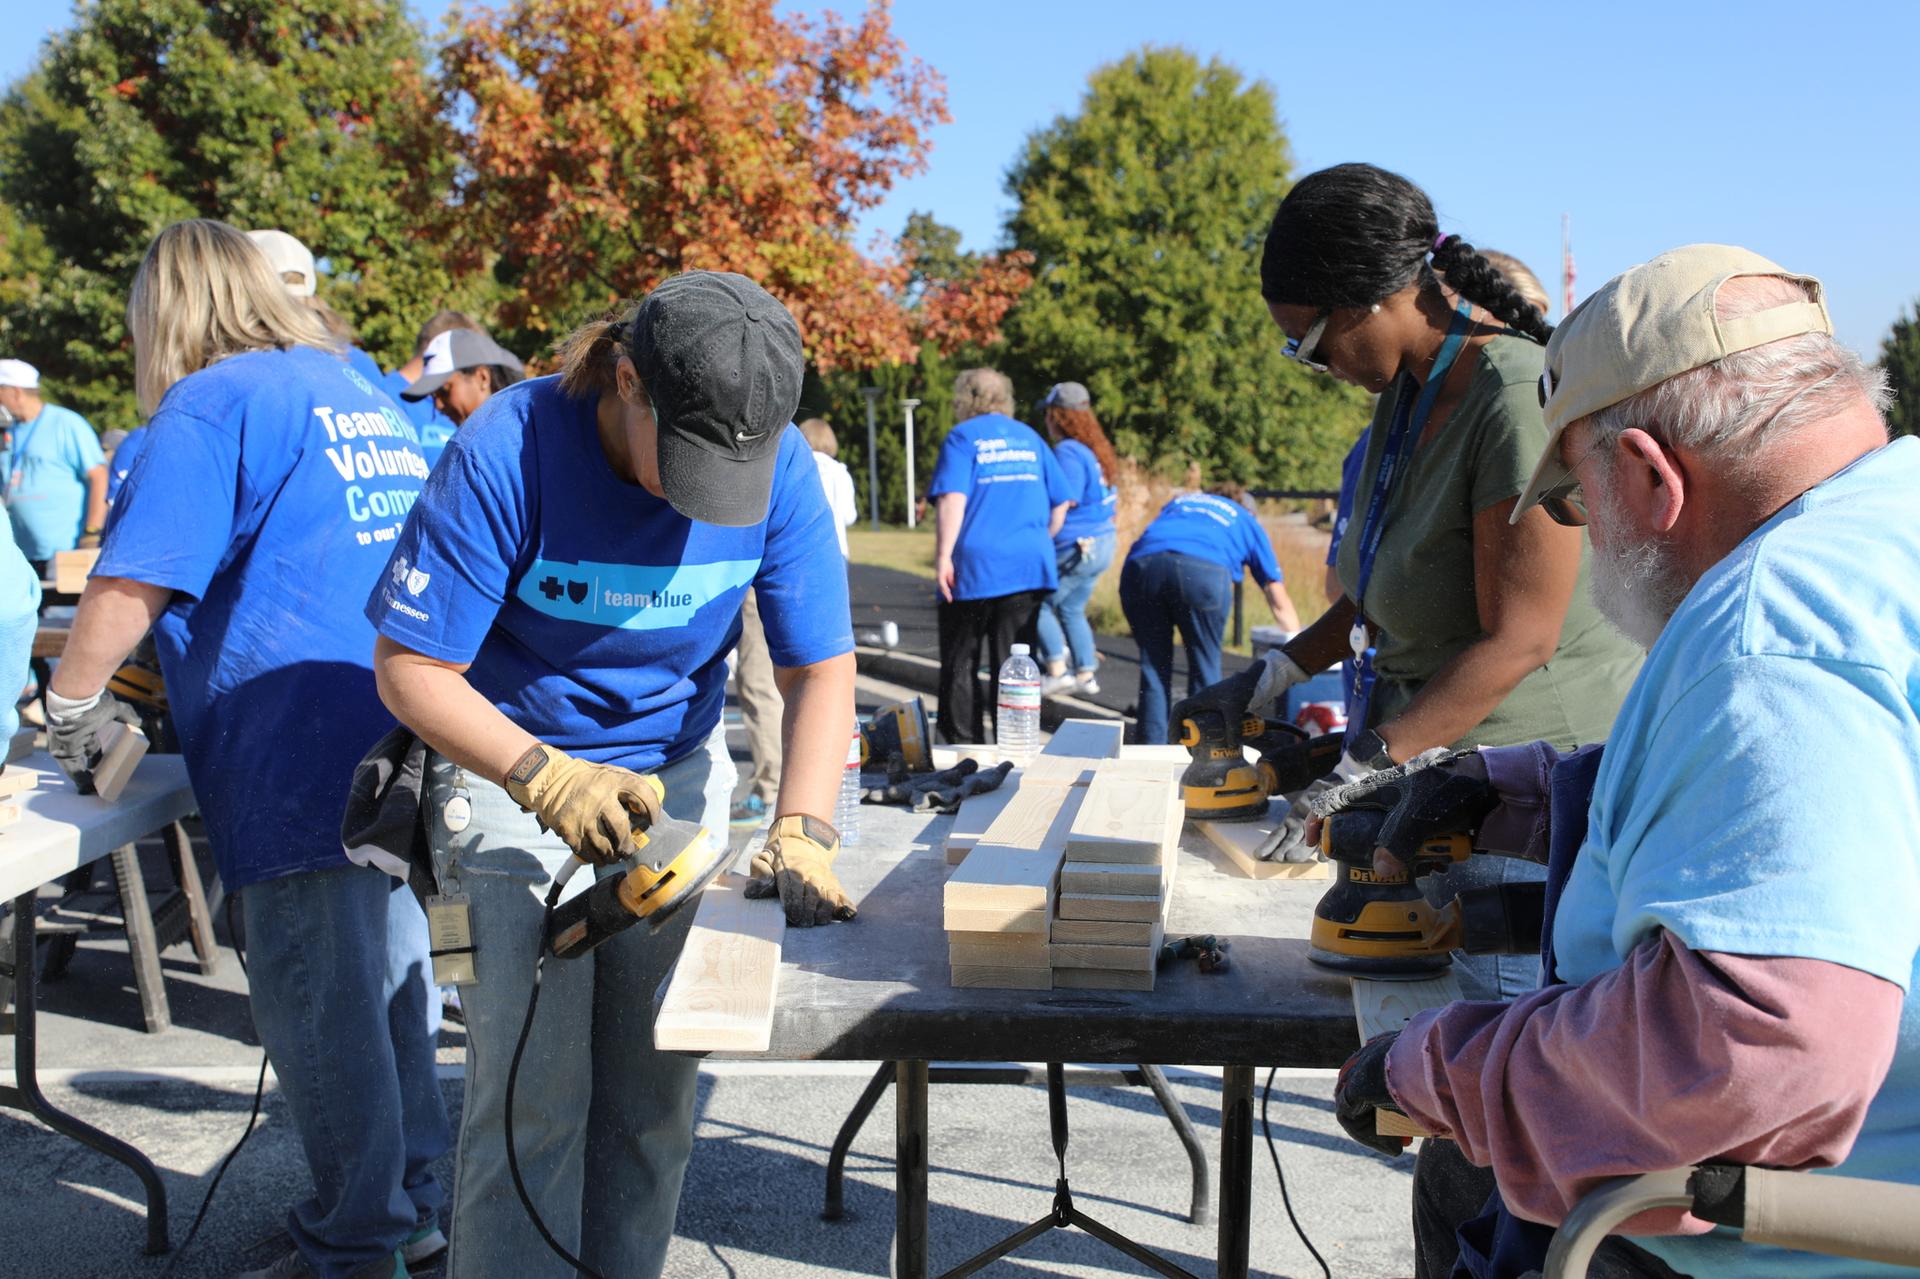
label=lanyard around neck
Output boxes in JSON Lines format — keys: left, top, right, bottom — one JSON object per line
{"left": 1349, "top": 299, "right": 1475, "bottom": 614}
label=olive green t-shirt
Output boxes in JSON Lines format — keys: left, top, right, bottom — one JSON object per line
{"left": 1334, "top": 334, "right": 1641, "bottom": 751}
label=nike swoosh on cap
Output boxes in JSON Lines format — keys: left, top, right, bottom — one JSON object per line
{"left": 734, "top": 430, "right": 766, "bottom": 442}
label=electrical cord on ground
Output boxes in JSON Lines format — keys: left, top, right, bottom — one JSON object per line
{"left": 1263, "top": 1065, "right": 1332, "bottom": 1279}
{"left": 504, "top": 887, "right": 608, "bottom": 1279}
{"left": 161, "top": 895, "right": 271, "bottom": 1278}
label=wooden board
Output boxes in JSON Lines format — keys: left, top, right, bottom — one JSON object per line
{"left": 1198, "top": 814, "right": 1330, "bottom": 881}
{"left": 1349, "top": 972, "right": 1465, "bottom": 1141}
{"left": 943, "top": 905, "right": 1048, "bottom": 934}
{"left": 949, "top": 963, "right": 1052, "bottom": 990}
{"left": 1019, "top": 755, "right": 1096, "bottom": 786}
{"left": 0, "top": 768, "right": 37, "bottom": 799}
{"left": 976, "top": 779, "right": 1077, "bottom": 850}
{"left": 1049, "top": 916, "right": 1157, "bottom": 946}
{"left": 1059, "top": 860, "right": 1163, "bottom": 897}
{"left": 1053, "top": 965, "right": 1154, "bottom": 992}
{"left": 950, "top": 940, "right": 1050, "bottom": 970}
{"left": 1049, "top": 922, "right": 1162, "bottom": 973}
{"left": 945, "top": 780, "right": 1023, "bottom": 859}
{"left": 1065, "top": 765, "right": 1182, "bottom": 865}
{"left": 53, "top": 548, "right": 99, "bottom": 595}
{"left": 1055, "top": 892, "right": 1160, "bottom": 923}
{"left": 1116, "top": 744, "right": 1193, "bottom": 763}
{"left": 653, "top": 874, "right": 786, "bottom": 1053}
{"left": 92, "top": 722, "right": 149, "bottom": 804}
{"left": 944, "top": 786, "right": 1085, "bottom": 926}
{"left": 1042, "top": 718, "right": 1125, "bottom": 759}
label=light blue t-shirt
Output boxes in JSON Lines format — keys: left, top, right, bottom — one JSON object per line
{"left": 1054, "top": 438, "right": 1116, "bottom": 547}
{"left": 0, "top": 537, "right": 39, "bottom": 742}
{"left": 1554, "top": 438, "right": 1920, "bottom": 1279}
{"left": 98, "top": 346, "right": 428, "bottom": 890}
{"left": 3, "top": 403, "right": 104, "bottom": 561}
{"left": 928, "top": 412, "right": 1071, "bottom": 600}
{"left": 368, "top": 375, "right": 852, "bottom": 772}
{"left": 1126, "top": 493, "right": 1283, "bottom": 586}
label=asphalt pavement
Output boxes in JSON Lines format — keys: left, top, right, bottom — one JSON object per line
{"left": 0, "top": 683, "right": 1417, "bottom": 1279}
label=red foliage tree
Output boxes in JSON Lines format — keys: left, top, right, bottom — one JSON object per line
{"left": 434, "top": 0, "right": 950, "bottom": 368}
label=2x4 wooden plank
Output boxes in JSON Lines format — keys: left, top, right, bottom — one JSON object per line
{"left": 53, "top": 548, "right": 99, "bottom": 595}
{"left": 944, "top": 786, "right": 1085, "bottom": 924}
{"left": 654, "top": 873, "right": 787, "bottom": 1053}
{"left": 1198, "top": 812, "right": 1331, "bottom": 881}
{"left": 1059, "top": 860, "right": 1162, "bottom": 897}
{"left": 1041, "top": 718, "right": 1124, "bottom": 759}
{"left": 944, "top": 905, "right": 1049, "bottom": 934}
{"left": 93, "top": 723, "right": 149, "bottom": 804}
{"left": 1049, "top": 921, "right": 1163, "bottom": 973}
{"left": 1350, "top": 972, "right": 1465, "bottom": 1140}
{"left": 1050, "top": 916, "right": 1156, "bottom": 946}
{"left": 1066, "top": 763, "right": 1183, "bottom": 865}
{"left": 1055, "top": 892, "right": 1160, "bottom": 923}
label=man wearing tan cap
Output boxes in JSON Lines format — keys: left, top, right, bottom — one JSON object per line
{"left": 1317, "top": 246, "right": 1917, "bottom": 1278}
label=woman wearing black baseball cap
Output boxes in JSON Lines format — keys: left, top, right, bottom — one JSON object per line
{"left": 368, "top": 270, "right": 857, "bottom": 1278}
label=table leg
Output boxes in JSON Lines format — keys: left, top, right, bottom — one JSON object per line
{"left": 1, "top": 892, "right": 169, "bottom": 1255}
{"left": 895, "top": 1059, "right": 929, "bottom": 1279}
{"left": 111, "top": 844, "right": 171, "bottom": 1033}
{"left": 1217, "top": 1065, "right": 1254, "bottom": 1279}
{"left": 165, "top": 823, "right": 220, "bottom": 976}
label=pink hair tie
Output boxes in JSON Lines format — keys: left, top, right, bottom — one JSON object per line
{"left": 1432, "top": 233, "right": 1450, "bottom": 252}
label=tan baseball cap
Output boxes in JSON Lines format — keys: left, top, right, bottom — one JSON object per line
{"left": 1511, "top": 244, "right": 1831, "bottom": 523}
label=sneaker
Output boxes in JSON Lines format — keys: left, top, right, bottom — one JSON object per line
{"left": 729, "top": 793, "right": 769, "bottom": 829}
{"left": 236, "top": 1250, "right": 406, "bottom": 1279}
{"left": 401, "top": 1224, "right": 447, "bottom": 1267}
{"left": 1040, "top": 672, "right": 1078, "bottom": 697}
{"left": 1075, "top": 673, "right": 1101, "bottom": 696}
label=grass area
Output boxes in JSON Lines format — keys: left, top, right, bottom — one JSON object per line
{"left": 847, "top": 524, "right": 937, "bottom": 580}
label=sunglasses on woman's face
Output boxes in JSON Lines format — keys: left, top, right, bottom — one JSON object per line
{"left": 1282, "top": 310, "right": 1332, "bottom": 373}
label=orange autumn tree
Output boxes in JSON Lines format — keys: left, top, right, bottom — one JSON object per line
{"left": 434, "top": 0, "right": 947, "bottom": 367}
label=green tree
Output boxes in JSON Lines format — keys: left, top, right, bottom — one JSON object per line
{"left": 1882, "top": 303, "right": 1920, "bottom": 439}
{"left": 0, "top": 0, "right": 477, "bottom": 429}
{"left": 1000, "top": 46, "right": 1367, "bottom": 488}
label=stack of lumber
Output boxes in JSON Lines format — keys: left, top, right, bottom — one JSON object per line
{"left": 943, "top": 720, "right": 1184, "bottom": 992}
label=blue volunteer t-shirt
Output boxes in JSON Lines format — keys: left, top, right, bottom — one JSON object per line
{"left": 367, "top": 376, "right": 852, "bottom": 771}
{"left": 1054, "top": 438, "right": 1116, "bottom": 548}
{"left": 106, "top": 428, "right": 147, "bottom": 505}
{"left": 1127, "top": 493, "right": 1282, "bottom": 585}
{"left": 1326, "top": 428, "right": 1371, "bottom": 567}
{"left": 98, "top": 346, "right": 428, "bottom": 890}
{"left": 3, "top": 403, "right": 104, "bottom": 562}
{"left": 928, "top": 412, "right": 1070, "bottom": 600}
{"left": 381, "top": 368, "right": 457, "bottom": 470}
{"left": 1554, "top": 438, "right": 1920, "bottom": 1279}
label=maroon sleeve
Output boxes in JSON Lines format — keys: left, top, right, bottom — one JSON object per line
{"left": 1384, "top": 932, "right": 1902, "bottom": 1231}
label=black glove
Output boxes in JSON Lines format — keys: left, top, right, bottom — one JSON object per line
{"left": 1334, "top": 1032, "right": 1411, "bottom": 1157}
{"left": 45, "top": 690, "right": 141, "bottom": 795}
{"left": 1309, "top": 748, "right": 1498, "bottom": 870}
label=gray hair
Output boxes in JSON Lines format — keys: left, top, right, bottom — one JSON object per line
{"left": 1582, "top": 274, "right": 1889, "bottom": 474}
{"left": 951, "top": 367, "right": 1014, "bottom": 422}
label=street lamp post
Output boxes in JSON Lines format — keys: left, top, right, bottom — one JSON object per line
{"left": 859, "top": 386, "right": 881, "bottom": 529}
{"left": 901, "top": 398, "right": 922, "bottom": 530}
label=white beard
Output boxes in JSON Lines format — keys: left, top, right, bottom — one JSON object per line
{"left": 1586, "top": 464, "right": 1691, "bottom": 651}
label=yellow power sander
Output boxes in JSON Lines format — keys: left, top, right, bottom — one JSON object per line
{"left": 543, "top": 774, "right": 720, "bottom": 959}
{"left": 1176, "top": 708, "right": 1347, "bottom": 821}
{"left": 1309, "top": 808, "right": 1546, "bottom": 977}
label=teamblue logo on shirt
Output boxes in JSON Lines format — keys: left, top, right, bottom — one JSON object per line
{"left": 516, "top": 556, "right": 761, "bottom": 630}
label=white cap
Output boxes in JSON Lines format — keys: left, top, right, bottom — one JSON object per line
{"left": 246, "top": 229, "right": 318, "bottom": 298}
{"left": 1011, "top": 643, "right": 1030, "bottom": 655}
{"left": 0, "top": 359, "right": 39, "bottom": 389}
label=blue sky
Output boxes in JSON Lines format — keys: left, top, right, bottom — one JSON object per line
{"left": 5, "top": 0, "right": 1916, "bottom": 351}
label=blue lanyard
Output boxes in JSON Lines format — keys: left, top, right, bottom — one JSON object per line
{"left": 7, "top": 415, "right": 42, "bottom": 476}
{"left": 1349, "top": 300, "right": 1475, "bottom": 615}
{"left": 1343, "top": 300, "right": 1475, "bottom": 733}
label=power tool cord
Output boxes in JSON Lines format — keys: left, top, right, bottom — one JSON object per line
{"left": 504, "top": 887, "right": 609, "bottom": 1279}
{"left": 161, "top": 895, "right": 270, "bottom": 1277}
{"left": 1263, "top": 1066, "right": 1333, "bottom": 1279}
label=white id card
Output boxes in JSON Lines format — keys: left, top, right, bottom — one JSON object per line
{"left": 425, "top": 893, "right": 478, "bottom": 986}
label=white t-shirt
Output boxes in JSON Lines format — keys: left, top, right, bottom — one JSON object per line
{"left": 812, "top": 451, "right": 857, "bottom": 558}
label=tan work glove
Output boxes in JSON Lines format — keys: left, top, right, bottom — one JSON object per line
{"left": 503, "top": 743, "right": 665, "bottom": 865}
{"left": 744, "top": 814, "right": 856, "bottom": 927}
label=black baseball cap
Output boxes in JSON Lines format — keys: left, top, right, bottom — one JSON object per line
{"left": 633, "top": 272, "right": 803, "bottom": 527}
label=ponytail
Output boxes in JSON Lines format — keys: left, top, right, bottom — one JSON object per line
{"left": 1045, "top": 405, "right": 1121, "bottom": 487}
{"left": 1430, "top": 234, "right": 1553, "bottom": 346}
{"left": 556, "top": 307, "right": 637, "bottom": 399}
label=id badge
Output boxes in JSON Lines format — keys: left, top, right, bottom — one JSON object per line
{"left": 425, "top": 893, "right": 478, "bottom": 986}
{"left": 1348, "top": 618, "right": 1371, "bottom": 661}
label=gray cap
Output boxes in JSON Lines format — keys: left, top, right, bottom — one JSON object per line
{"left": 1039, "top": 381, "right": 1091, "bottom": 412}
{"left": 402, "top": 329, "right": 526, "bottom": 401}
{"left": 634, "top": 271, "right": 804, "bottom": 527}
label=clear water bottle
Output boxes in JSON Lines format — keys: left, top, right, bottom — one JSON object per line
{"left": 996, "top": 643, "right": 1042, "bottom": 763}
{"left": 835, "top": 722, "right": 862, "bottom": 846}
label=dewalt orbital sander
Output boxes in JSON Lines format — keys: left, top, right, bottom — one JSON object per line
{"left": 1308, "top": 805, "right": 1547, "bottom": 978}
{"left": 1172, "top": 662, "right": 1346, "bottom": 821}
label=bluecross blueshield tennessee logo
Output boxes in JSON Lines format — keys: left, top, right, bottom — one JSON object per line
{"left": 516, "top": 557, "right": 761, "bottom": 629}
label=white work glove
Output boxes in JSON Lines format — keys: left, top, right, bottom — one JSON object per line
{"left": 1248, "top": 647, "right": 1312, "bottom": 717}
{"left": 1257, "top": 729, "right": 1395, "bottom": 863}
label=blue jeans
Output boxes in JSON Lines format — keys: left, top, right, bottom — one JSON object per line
{"left": 428, "top": 728, "right": 736, "bottom": 1279}
{"left": 1035, "top": 530, "right": 1115, "bottom": 674}
{"left": 242, "top": 864, "right": 452, "bottom": 1279}
{"left": 1422, "top": 853, "right": 1548, "bottom": 1001}
{"left": 1120, "top": 551, "right": 1231, "bottom": 745}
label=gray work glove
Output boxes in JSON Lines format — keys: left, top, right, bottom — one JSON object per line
{"left": 1308, "top": 746, "right": 1493, "bottom": 874}
{"left": 914, "top": 759, "right": 1014, "bottom": 814}
{"left": 45, "top": 688, "right": 140, "bottom": 796}
{"left": 1257, "top": 728, "right": 1396, "bottom": 862}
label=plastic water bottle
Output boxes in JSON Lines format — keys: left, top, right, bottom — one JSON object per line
{"left": 996, "top": 644, "right": 1042, "bottom": 763}
{"left": 835, "top": 723, "right": 862, "bottom": 846}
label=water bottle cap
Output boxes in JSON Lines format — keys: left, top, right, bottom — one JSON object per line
{"left": 1010, "top": 644, "right": 1030, "bottom": 655}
